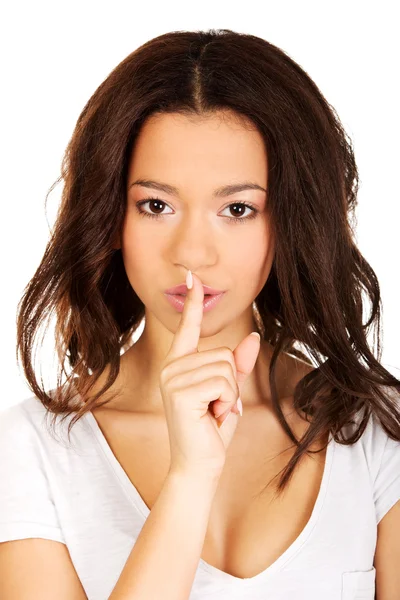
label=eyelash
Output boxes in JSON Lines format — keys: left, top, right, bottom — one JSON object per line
{"left": 134, "top": 196, "right": 259, "bottom": 224}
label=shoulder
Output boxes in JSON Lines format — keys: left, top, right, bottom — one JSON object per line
{"left": 371, "top": 387, "right": 400, "bottom": 597}
{"left": 0, "top": 395, "right": 61, "bottom": 466}
{"left": 360, "top": 385, "right": 400, "bottom": 461}
{"left": 0, "top": 395, "right": 44, "bottom": 440}
{"left": 353, "top": 385, "right": 400, "bottom": 525}
{"left": 0, "top": 391, "right": 89, "bottom": 453}
{"left": 0, "top": 395, "right": 67, "bottom": 545}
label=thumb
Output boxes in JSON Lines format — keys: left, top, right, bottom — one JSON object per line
{"left": 233, "top": 331, "right": 261, "bottom": 389}
{"left": 211, "top": 331, "right": 261, "bottom": 420}
{"left": 230, "top": 332, "right": 261, "bottom": 415}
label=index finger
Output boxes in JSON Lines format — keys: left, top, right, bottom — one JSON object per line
{"left": 167, "top": 270, "right": 204, "bottom": 360}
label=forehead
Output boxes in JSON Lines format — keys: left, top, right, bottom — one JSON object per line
{"left": 127, "top": 111, "right": 268, "bottom": 185}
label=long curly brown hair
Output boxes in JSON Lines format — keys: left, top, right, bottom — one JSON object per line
{"left": 16, "top": 28, "right": 400, "bottom": 498}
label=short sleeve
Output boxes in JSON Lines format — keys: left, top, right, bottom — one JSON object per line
{"left": 374, "top": 432, "right": 400, "bottom": 525}
{"left": 369, "top": 387, "right": 400, "bottom": 525}
{"left": 0, "top": 403, "right": 66, "bottom": 544}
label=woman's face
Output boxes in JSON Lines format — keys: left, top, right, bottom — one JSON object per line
{"left": 120, "top": 109, "right": 275, "bottom": 350}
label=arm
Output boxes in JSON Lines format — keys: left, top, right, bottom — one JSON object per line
{"left": 374, "top": 499, "right": 400, "bottom": 599}
{"left": 108, "top": 468, "right": 221, "bottom": 600}
{"left": 0, "top": 539, "right": 88, "bottom": 599}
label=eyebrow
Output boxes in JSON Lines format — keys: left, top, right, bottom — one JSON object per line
{"left": 128, "top": 178, "right": 267, "bottom": 198}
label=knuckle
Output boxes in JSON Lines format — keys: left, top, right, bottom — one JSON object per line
{"left": 216, "top": 374, "right": 227, "bottom": 386}
{"left": 223, "top": 376, "right": 232, "bottom": 392}
{"left": 160, "top": 362, "right": 174, "bottom": 384}
{"left": 221, "top": 347, "right": 237, "bottom": 378}
{"left": 216, "top": 363, "right": 237, "bottom": 394}
{"left": 230, "top": 374, "right": 239, "bottom": 398}
{"left": 222, "top": 346, "right": 233, "bottom": 360}
{"left": 169, "top": 387, "right": 181, "bottom": 406}
{"left": 159, "top": 371, "right": 168, "bottom": 387}
{"left": 221, "top": 361, "right": 232, "bottom": 377}
{"left": 223, "top": 362, "right": 237, "bottom": 388}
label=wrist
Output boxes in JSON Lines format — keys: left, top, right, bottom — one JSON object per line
{"left": 167, "top": 465, "right": 223, "bottom": 488}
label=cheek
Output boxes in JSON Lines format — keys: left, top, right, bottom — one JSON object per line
{"left": 229, "top": 233, "right": 268, "bottom": 272}
{"left": 228, "top": 232, "right": 274, "bottom": 297}
{"left": 120, "top": 221, "right": 151, "bottom": 282}
{"left": 121, "top": 217, "right": 162, "bottom": 258}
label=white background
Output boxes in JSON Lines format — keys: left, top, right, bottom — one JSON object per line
{"left": 1, "top": 0, "right": 399, "bottom": 410}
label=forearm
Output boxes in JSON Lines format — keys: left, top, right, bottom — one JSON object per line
{"left": 108, "top": 469, "right": 220, "bottom": 600}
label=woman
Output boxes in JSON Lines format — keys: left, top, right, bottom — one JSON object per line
{"left": 1, "top": 28, "right": 399, "bottom": 600}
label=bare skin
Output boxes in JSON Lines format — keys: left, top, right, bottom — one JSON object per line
{"left": 83, "top": 109, "right": 329, "bottom": 579}
{"left": 112, "top": 109, "right": 276, "bottom": 415}
{"left": 89, "top": 349, "right": 327, "bottom": 580}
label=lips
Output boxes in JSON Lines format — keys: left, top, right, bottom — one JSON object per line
{"left": 165, "top": 283, "right": 224, "bottom": 295}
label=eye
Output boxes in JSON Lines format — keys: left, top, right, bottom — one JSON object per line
{"left": 135, "top": 197, "right": 259, "bottom": 224}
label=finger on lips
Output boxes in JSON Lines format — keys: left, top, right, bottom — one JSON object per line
{"left": 169, "top": 269, "right": 240, "bottom": 426}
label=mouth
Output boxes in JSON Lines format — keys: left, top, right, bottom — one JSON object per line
{"left": 165, "top": 284, "right": 225, "bottom": 295}
{"left": 165, "top": 290, "right": 226, "bottom": 312}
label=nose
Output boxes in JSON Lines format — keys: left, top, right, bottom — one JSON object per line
{"left": 170, "top": 212, "right": 218, "bottom": 266}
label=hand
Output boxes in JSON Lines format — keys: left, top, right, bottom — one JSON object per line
{"left": 159, "top": 271, "right": 261, "bottom": 478}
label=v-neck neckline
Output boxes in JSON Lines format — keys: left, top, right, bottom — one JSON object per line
{"left": 83, "top": 406, "right": 335, "bottom": 588}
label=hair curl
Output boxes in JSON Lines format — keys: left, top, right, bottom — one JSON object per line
{"left": 16, "top": 28, "right": 400, "bottom": 498}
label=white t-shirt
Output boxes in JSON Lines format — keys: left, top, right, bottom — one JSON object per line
{"left": 0, "top": 389, "right": 399, "bottom": 600}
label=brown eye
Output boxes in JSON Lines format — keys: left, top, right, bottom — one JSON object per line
{"left": 135, "top": 197, "right": 172, "bottom": 219}
{"left": 143, "top": 199, "right": 166, "bottom": 214}
{"left": 135, "top": 197, "right": 259, "bottom": 223}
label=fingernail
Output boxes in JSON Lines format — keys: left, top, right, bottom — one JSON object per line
{"left": 218, "top": 411, "right": 232, "bottom": 429}
{"left": 214, "top": 407, "right": 225, "bottom": 419}
{"left": 216, "top": 408, "right": 230, "bottom": 426}
{"left": 250, "top": 332, "right": 260, "bottom": 342}
{"left": 186, "top": 270, "right": 193, "bottom": 290}
{"left": 237, "top": 397, "right": 243, "bottom": 417}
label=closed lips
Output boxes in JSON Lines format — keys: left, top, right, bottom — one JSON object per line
{"left": 164, "top": 284, "right": 224, "bottom": 295}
